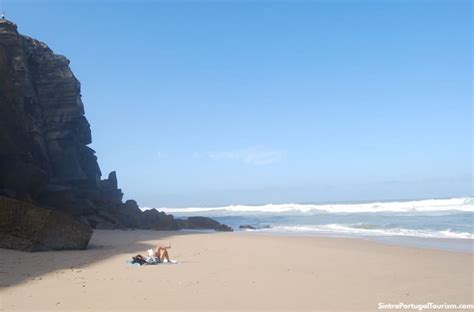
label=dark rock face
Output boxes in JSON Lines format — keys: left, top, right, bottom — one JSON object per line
{"left": 0, "top": 196, "right": 92, "bottom": 251}
{"left": 0, "top": 19, "right": 232, "bottom": 251}
{"left": 0, "top": 20, "right": 100, "bottom": 204}
{"left": 177, "top": 217, "right": 233, "bottom": 232}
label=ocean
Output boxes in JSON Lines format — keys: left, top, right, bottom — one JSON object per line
{"left": 148, "top": 197, "right": 474, "bottom": 252}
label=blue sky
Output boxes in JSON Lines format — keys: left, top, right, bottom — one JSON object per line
{"left": 7, "top": 0, "right": 472, "bottom": 207}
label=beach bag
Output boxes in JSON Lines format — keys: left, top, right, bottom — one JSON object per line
{"left": 131, "top": 256, "right": 147, "bottom": 265}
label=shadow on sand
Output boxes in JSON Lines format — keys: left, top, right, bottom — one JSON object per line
{"left": 0, "top": 229, "right": 210, "bottom": 288}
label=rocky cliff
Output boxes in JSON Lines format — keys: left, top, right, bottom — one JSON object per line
{"left": 0, "top": 19, "right": 231, "bottom": 251}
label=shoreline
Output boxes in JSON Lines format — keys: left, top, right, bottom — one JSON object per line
{"left": 180, "top": 227, "right": 474, "bottom": 254}
{"left": 1, "top": 230, "right": 473, "bottom": 311}
{"left": 235, "top": 229, "right": 474, "bottom": 254}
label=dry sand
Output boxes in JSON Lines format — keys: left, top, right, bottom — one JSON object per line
{"left": 0, "top": 230, "right": 473, "bottom": 311}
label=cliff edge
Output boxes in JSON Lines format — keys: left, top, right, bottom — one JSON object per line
{"left": 0, "top": 20, "right": 231, "bottom": 251}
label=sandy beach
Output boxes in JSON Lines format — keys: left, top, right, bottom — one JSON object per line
{"left": 0, "top": 230, "right": 472, "bottom": 311}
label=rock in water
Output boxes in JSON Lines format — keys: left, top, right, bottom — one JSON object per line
{"left": 177, "top": 217, "right": 233, "bottom": 232}
{"left": 0, "top": 196, "right": 92, "bottom": 251}
{"left": 239, "top": 225, "right": 256, "bottom": 230}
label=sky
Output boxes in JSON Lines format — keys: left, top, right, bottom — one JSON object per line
{"left": 5, "top": 0, "right": 472, "bottom": 207}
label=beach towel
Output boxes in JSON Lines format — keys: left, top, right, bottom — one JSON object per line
{"left": 126, "top": 259, "right": 178, "bottom": 266}
{"left": 126, "top": 259, "right": 143, "bottom": 266}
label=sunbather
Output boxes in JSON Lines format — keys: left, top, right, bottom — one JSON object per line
{"left": 131, "top": 244, "right": 172, "bottom": 265}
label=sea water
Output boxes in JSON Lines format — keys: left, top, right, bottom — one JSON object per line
{"left": 149, "top": 197, "right": 474, "bottom": 252}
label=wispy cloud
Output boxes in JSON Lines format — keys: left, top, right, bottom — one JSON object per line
{"left": 209, "top": 146, "right": 285, "bottom": 166}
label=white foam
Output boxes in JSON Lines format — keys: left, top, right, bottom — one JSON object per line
{"left": 261, "top": 224, "right": 474, "bottom": 240}
{"left": 144, "top": 197, "right": 474, "bottom": 215}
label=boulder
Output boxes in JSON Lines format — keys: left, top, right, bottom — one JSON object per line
{"left": 0, "top": 196, "right": 92, "bottom": 251}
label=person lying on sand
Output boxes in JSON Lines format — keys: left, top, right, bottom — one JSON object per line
{"left": 131, "top": 244, "right": 172, "bottom": 265}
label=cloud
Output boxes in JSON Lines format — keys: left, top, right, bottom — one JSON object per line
{"left": 209, "top": 147, "right": 285, "bottom": 166}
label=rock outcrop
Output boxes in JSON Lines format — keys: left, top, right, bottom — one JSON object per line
{"left": 0, "top": 196, "right": 92, "bottom": 251}
{"left": 177, "top": 217, "right": 233, "bottom": 232}
{"left": 0, "top": 18, "right": 101, "bottom": 211}
{"left": 0, "top": 19, "right": 232, "bottom": 251}
{"left": 0, "top": 19, "right": 99, "bottom": 204}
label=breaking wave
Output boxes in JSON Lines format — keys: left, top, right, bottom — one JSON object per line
{"left": 259, "top": 224, "right": 474, "bottom": 240}
{"left": 150, "top": 197, "right": 474, "bottom": 216}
